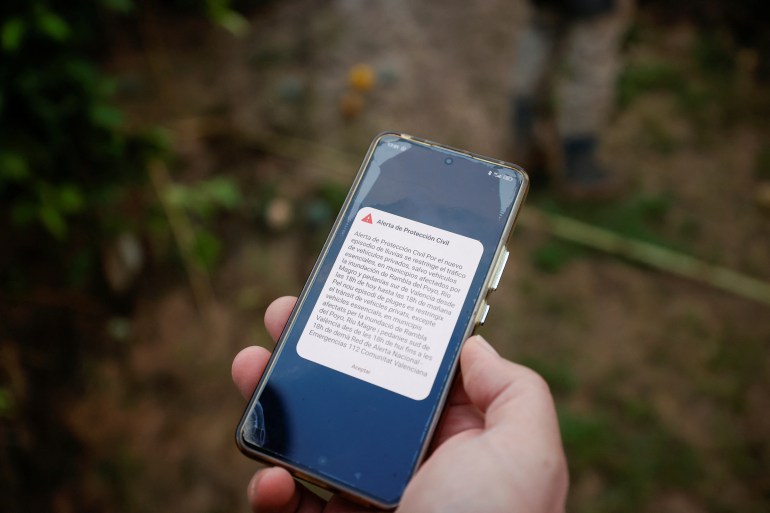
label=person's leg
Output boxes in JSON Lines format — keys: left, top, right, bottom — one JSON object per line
{"left": 510, "top": 7, "right": 559, "bottom": 173}
{"left": 557, "top": 0, "right": 634, "bottom": 198}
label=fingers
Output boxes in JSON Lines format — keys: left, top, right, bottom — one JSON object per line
{"left": 248, "top": 467, "right": 326, "bottom": 513}
{"left": 460, "top": 335, "right": 557, "bottom": 432}
{"left": 445, "top": 370, "right": 471, "bottom": 407}
{"left": 430, "top": 403, "right": 483, "bottom": 448}
{"left": 232, "top": 346, "right": 272, "bottom": 399}
{"left": 232, "top": 296, "right": 297, "bottom": 398}
{"left": 242, "top": 296, "right": 371, "bottom": 513}
{"left": 265, "top": 296, "right": 298, "bottom": 342}
{"left": 429, "top": 370, "right": 482, "bottom": 449}
{"left": 247, "top": 468, "right": 367, "bottom": 513}
{"left": 460, "top": 335, "right": 569, "bottom": 509}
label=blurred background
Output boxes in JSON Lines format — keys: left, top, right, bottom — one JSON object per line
{"left": 1, "top": 0, "right": 769, "bottom": 512}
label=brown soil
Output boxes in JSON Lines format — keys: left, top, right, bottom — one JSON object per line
{"left": 7, "top": 1, "right": 769, "bottom": 512}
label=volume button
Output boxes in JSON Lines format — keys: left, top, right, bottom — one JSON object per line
{"left": 489, "top": 248, "right": 510, "bottom": 291}
{"left": 479, "top": 303, "right": 491, "bottom": 325}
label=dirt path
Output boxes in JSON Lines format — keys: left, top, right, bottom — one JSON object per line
{"left": 61, "top": 2, "right": 770, "bottom": 512}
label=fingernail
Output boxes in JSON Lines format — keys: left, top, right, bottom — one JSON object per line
{"left": 247, "top": 472, "right": 260, "bottom": 498}
{"left": 473, "top": 335, "right": 498, "bottom": 355}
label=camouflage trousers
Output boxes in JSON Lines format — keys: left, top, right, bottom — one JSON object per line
{"left": 512, "top": 0, "right": 634, "bottom": 138}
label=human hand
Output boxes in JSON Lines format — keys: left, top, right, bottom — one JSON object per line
{"left": 232, "top": 296, "right": 568, "bottom": 513}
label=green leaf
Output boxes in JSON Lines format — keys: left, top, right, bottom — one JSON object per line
{"left": 37, "top": 9, "right": 70, "bottom": 42}
{"left": 139, "top": 127, "right": 172, "bottom": 155}
{"left": 65, "top": 59, "right": 100, "bottom": 86}
{"left": 0, "top": 387, "right": 14, "bottom": 417}
{"left": 0, "top": 151, "right": 30, "bottom": 182}
{"left": 1, "top": 18, "right": 25, "bottom": 52}
{"left": 57, "top": 185, "right": 85, "bottom": 213}
{"left": 204, "top": 177, "right": 242, "bottom": 209}
{"left": 215, "top": 10, "right": 250, "bottom": 37}
{"left": 165, "top": 184, "right": 190, "bottom": 208}
{"left": 193, "top": 230, "right": 222, "bottom": 271}
{"left": 90, "top": 104, "right": 125, "bottom": 128}
{"left": 165, "top": 178, "right": 242, "bottom": 219}
{"left": 39, "top": 203, "right": 67, "bottom": 239}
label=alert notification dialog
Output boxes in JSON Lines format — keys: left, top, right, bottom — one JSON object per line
{"left": 237, "top": 133, "right": 527, "bottom": 508}
{"left": 298, "top": 207, "right": 483, "bottom": 400}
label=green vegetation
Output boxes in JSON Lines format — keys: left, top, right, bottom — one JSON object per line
{"left": 524, "top": 343, "right": 703, "bottom": 513}
{"left": 164, "top": 176, "right": 244, "bottom": 270}
{"left": 0, "top": 3, "right": 249, "bottom": 511}
{"left": 0, "top": 0, "right": 251, "bottom": 291}
{"left": 560, "top": 404, "right": 701, "bottom": 513}
{"left": 518, "top": 356, "right": 578, "bottom": 396}
{"left": 536, "top": 193, "right": 675, "bottom": 250}
{"left": 524, "top": 353, "right": 704, "bottom": 513}
{"left": 532, "top": 239, "right": 585, "bottom": 274}
{"left": 0, "top": 387, "right": 14, "bottom": 418}
{"left": 0, "top": 1, "right": 163, "bottom": 242}
{"left": 618, "top": 26, "right": 767, "bottom": 131}
{"left": 617, "top": 62, "right": 685, "bottom": 109}
{"left": 3, "top": 3, "right": 769, "bottom": 513}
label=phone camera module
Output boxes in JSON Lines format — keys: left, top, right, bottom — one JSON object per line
{"left": 444, "top": 157, "right": 454, "bottom": 165}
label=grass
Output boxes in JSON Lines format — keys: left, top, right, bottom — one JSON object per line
{"left": 531, "top": 239, "right": 585, "bottom": 274}
{"left": 559, "top": 398, "right": 702, "bottom": 513}
{"left": 640, "top": 115, "right": 678, "bottom": 155}
{"left": 534, "top": 192, "right": 677, "bottom": 250}
{"left": 617, "top": 62, "right": 686, "bottom": 110}
{"left": 708, "top": 331, "right": 768, "bottom": 413}
{"left": 619, "top": 26, "right": 767, "bottom": 135}
{"left": 518, "top": 356, "right": 578, "bottom": 397}
{"left": 521, "top": 25, "right": 770, "bottom": 507}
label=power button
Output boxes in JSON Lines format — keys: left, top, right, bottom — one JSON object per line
{"left": 489, "top": 248, "right": 510, "bottom": 291}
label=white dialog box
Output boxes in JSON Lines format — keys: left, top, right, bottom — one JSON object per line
{"left": 297, "top": 207, "right": 483, "bottom": 400}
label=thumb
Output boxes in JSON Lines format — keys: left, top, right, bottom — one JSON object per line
{"left": 459, "top": 336, "right": 569, "bottom": 512}
{"left": 460, "top": 335, "right": 556, "bottom": 431}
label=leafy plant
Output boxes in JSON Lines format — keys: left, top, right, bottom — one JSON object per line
{"left": 0, "top": 0, "right": 250, "bottom": 290}
{"left": 165, "top": 176, "right": 243, "bottom": 270}
{"left": 0, "top": 1, "right": 165, "bottom": 243}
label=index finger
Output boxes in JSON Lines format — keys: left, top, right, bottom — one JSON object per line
{"left": 264, "top": 296, "right": 297, "bottom": 342}
{"left": 232, "top": 296, "right": 298, "bottom": 399}
{"left": 232, "top": 346, "right": 271, "bottom": 399}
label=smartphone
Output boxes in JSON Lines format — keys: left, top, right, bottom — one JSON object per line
{"left": 236, "top": 132, "right": 528, "bottom": 508}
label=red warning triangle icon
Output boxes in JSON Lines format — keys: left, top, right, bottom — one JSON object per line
{"left": 361, "top": 213, "right": 373, "bottom": 224}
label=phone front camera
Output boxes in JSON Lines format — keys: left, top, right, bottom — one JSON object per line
{"left": 444, "top": 157, "right": 454, "bottom": 165}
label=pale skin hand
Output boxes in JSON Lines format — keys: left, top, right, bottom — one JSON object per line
{"left": 232, "top": 296, "right": 569, "bottom": 513}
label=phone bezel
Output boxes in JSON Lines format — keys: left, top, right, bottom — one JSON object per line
{"left": 235, "top": 131, "right": 529, "bottom": 509}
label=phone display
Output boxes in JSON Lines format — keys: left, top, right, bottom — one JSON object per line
{"left": 236, "top": 133, "right": 528, "bottom": 508}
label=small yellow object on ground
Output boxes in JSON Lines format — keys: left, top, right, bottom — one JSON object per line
{"left": 348, "top": 64, "right": 376, "bottom": 92}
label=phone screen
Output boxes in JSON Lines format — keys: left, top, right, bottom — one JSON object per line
{"left": 238, "top": 133, "right": 527, "bottom": 506}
